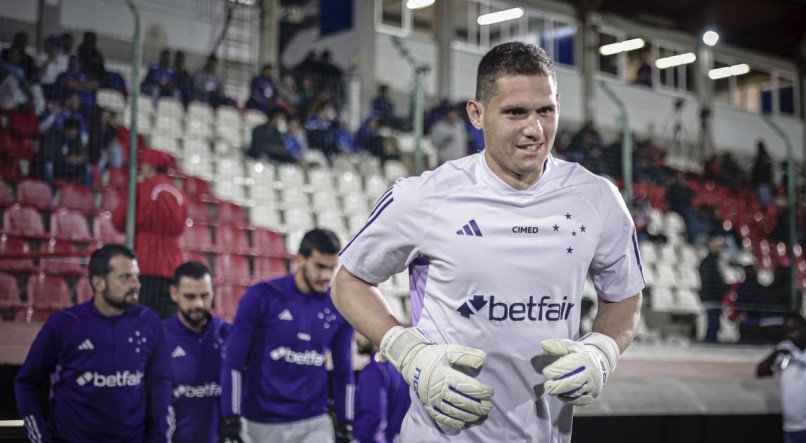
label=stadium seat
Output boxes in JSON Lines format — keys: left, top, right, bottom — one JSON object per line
{"left": 187, "top": 199, "right": 212, "bottom": 224}
{"left": 40, "top": 239, "right": 85, "bottom": 276}
{"left": 316, "top": 211, "right": 345, "bottom": 233}
{"left": 277, "top": 164, "right": 305, "bottom": 188}
{"left": 278, "top": 187, "right": 309, "bottom": 209}
{"left": 302, "top": 150, "right": 328, "bottom": 169}
{"left": 365, "top": 175, "right": 389, "bottom": 198}
{"left": 0, "top": 180, "right": 12, "bottom": 206}
{"left": 99, "top": 187, "right": 121, "bottom": 212}
{"left": 249, "top": 205, "right": 282, "bottom": 230}
{"left": 311, "top": 190, "right": 340, "bottom": 212}
{"left": 251, "top": 228, "right": 287, "bottom": 257}
{"left": 213, "top": 284, "right": 244, "bottom": 322}
{"left": 182, "top": 250, "right": 210, "bottom": 267}
{"left": 50, "top": 208, "right": 93, "bottom": 242}
{"left": 253, "top": 256, "right": 287, "bottom": 280}
{"left": 75, "top": 276, "right": 93, "bottom": 304}
{"left": 17, "top": 179, "right": 53, "bottom": 210}
{"left": 216, "top": 224, "right": 251, "bottom": 255}
{"left": 283, "top": 209, "right": 314, "bottom": 233}
{"left": 149, "top": 134, "right": 181, "bottom": 157}
{"left": 247, "top": 160, "right": 276, "bottom": 186}
{"left": 0, "top": 271, "right": 28, "bottom": 321}
{"left": 213, "top": 254, "right": 251, "bottom": 285}
{"left": 677, "top": 265, "right": 701, "bottom": 290}
{"left": 346, "top": 214, "right": 368, "bottom": 234}
{"left": 182, "top": 176, "right": 213, "bottom": 201}
{"left": 179, "top": 221, "right": 215, "bottom": 253}
{"left": 28, "top": 272, "right": 72, "bottom": 321}
{"left": 658, "top": 243, "right": 677, "bottom": 263}
{"left": 341, "top": 194, "right": 369, "bottom": 216}
{"left": 93, "top": 211, "right": 126, "bottom": 244}
{"left": 638, "top": 242, "right": 657, "bottom": 266}
{"left": 96, "top": 88, "right": 126, "bottom": 113}
{"left": 59, "top": 184, "right": 96, "bottom": 214}
{"left": 306, "top": 168, "right": 333, "bottom": 189}
{"left": 336, "top": 171, "right": 363, "bottom": 195}
{"left": 2, "top": 204, "right": 47, "bottom": 239}
{"left": 107, "top": 167, "right": 129, "bottom": 189}
{"left": 216, "top": 158, "right": 245, "bottom": 180}
{"left": 650, "top": 286, "right": 675, "bottom": 312}
{"left": 216, "top": 201, "right": 248, "bottom": 227}
{"left": 0, "top": 234, "right": 37, "bottom": 272}
{"left": 383, "top": 160, "right": 408, "bottom": 181}
{"left": 214, "top": 181, "right": 246, "bottom": 205}
{"left": 654, "top": 263, "right": 678, "bottom": 289}
{"left": 675, "top": 288, "right": 703, "bottom": 314}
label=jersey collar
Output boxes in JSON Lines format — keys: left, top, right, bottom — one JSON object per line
{"left": 479, "top": 152, "right": 554, "bottom": 195}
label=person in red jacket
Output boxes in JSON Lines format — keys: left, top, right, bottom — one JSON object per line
{"left": 113, "top": 148, "right": 187, "bottom": 318}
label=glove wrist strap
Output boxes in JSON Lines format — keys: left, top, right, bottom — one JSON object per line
{"left": 376, "top": 326, "right": 432, "bottom": 369}
{"left": 579, "top": 332, "right": 620, "bottom": 375}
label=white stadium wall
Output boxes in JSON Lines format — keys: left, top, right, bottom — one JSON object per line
{"left": 0, "top": 0, "right": 38, "bottom": 23}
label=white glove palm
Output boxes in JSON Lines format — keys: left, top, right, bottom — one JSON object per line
{"left": 540, "top": 332, "right": 620, "bottom": 406}
{"left": 377, "top": 326, "right": 494, "bottom": 429}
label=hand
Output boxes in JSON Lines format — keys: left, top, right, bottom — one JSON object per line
{"left": 218, "top": 415, "right": 244, "bottom": 443}
{"left": 540, "top": 332, "right": 620, "bottom": 406}
{"left": 377, "top": 326, "right": 493, "bottom": 429}
{"left": 334, "top": 422, "right": 352, "bottom": 443}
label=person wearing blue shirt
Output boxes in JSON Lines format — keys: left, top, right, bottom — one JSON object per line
{"left": 15, "top": 244, "right": 174, "bottom": 442}
{"left": 220, "top": 229, "right": 355, "bottom": 443}
{"left": 353, "top": 333, "right": 410, "bottom": 443}
{"left": 246, "top": 64, "right": 279, "bottom": 115}
{"left": 163, "top": 261, "right": 231, "bottom": 443}
{"left": 141, "top": 49, "right": 179, "bottom": 104}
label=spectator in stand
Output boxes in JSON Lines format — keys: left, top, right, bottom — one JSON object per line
{"left": 0, "top": 47, "right": 29, "bottom": 111}
{"left": 371, "top": 84, "right": 398, "bottom": 129}
{"left": 1, "top": 31, "right": 36, "bottom": 82}
{"left": 113, "top": 149, "right": 188, "bottom": 319}
{"left": 698, "top": 235, "right": 729, "bottom": 343}
{"left": 37, "top": 35, "right": 69, "bottom": 87}
{"left": 751, "top": 140, "right": 775, "bottom": 206}
{"left": 719, "top": 152, "right": 743, "bottom": 191}
{"left": 95, "top": 109, "right": 123, "bottom": 171}
{"left": 39, "top": 91, "right": 88, "bottom": 142}
{"left": 246, "top": 64, "right": 279, "bottom": 116}
{"left": 666, "top": 170, "right": 698, "bottom": 242}
{"left": 192, "top": 55, "right": 230, "bottom": 108}
{"left": 353, "top": 332, "right": 410, "bottom": 443}
{"left": 284, "top": 114, "right": 310, "bottom": 159}
{"left": 631, "top": 196, "right": 666, "bottom": 244}
{"left": 305, "top": 100, "right": 339, "bottom": 159}
{"left": 173, "top": 50, "right": 193, "bottom": 105}
{"left": 39, "top": 118, "right": 92, "bottom": 188}
{"left": 14, "top": 244, "right": 174, "bottom": 443}
{"left": 334, "top": 119, "right": 356, "bottom": 155}
{"left": 755, "top": 314, "right": 806, "bottom": 443}
{"left": 566, "top": 121, "right": 604, "bottom": 166}
{"left": 55, "top": 55, "right": 99, "bottom": 106}
{"left": 632, "top": 49, "right": 652, "bottom": 87}
{"left": 430, "top": 105, "right": 468, "bottom": 164}
{"left": 141, "top": 49, "right": 180, "bottom": 104}
{"left": 356, "top": 115, "right": 396, "bottom": 165}
{"left": 295, "top": 76, "right": 317, "bottom": 118}
{"left": 77, "top": 31, "right": 105, "bottom": 83}
{"left": 292, "top": 51, "right": 318, "bottom": 90}
{"left": 60, "top": 32, "right": 75, "bottom": 56}
{"left": 318, "top": 50, "right": 345, "bottom": 108}
{"left": 248, "top": 110, "right": 296, "bottom": 164}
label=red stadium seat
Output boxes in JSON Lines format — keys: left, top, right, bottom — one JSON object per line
{"left": 253, "top": 257, "right": 287, "bottom": 280}
{"left": 0, "top": 180, "right": 12, "bottom": 207}
{"left": 0, "top": 271, "right": 28, "bottom": 321}
{"left": 17, "top": 179, "right": 53, "bottom": 210}
{"left": 187, "top": 199, "right": 212, "bottom": 224}
{"left": 75, "top": 276, "right": 94, "bottom": 304}
{"left": 213, "top": 284, "right": 244, "bottom": 322}
{"left": 107, "top": 167, "right": 129, "bottom": 189}
{"left": 99, "top": 187, "right": 121, "bottom": 212}
{"left": 182, "top": 176, "right": 213, "bottom": 201}
{"left": 27, "top": 272, "right": 72, "bottom": 321}
{"left": 2, "top": 204, "right": 47, "bottom": 239}
{"left": 40, "top": 239, "right": 86, "bottom": 276}
{"left": 213, "top": 254, "right": 251, "bottom": 285}
{"left": 251, "top": 228, "right": 288, "bottom": 257}
{"left": 182, "top": 250, "right": 210, "bottom": 267}
{"left": 216, "top": 224, "right": 251, "bottom": 254}
{"left": 216, "top": 201, "right": 248, "bottom": 226}
{"left": 59, "top": 184, "right": 96, "bottom": 214}
{"left": 50, "top": 208, "right": 93, "bottom": 242}
{"left": 93, "top": 211, "right": 126, "bottom": 244}
{"left": 0, "top": 234, "right": 37, "bottom": 272}
{"left": 179, "top": 221, "right": 215, "bottom": 253}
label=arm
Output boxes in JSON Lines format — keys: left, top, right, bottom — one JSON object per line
{"left": 330, "top": 320, "right": 355, "bottom": 424}
{"left": 145, "top": 322, "right": 174, "bottom": 443}
{"left": 14, "top": 319, "right": 61, "bottom": 443}
{"left": 352, "top": 365, "right": 385, "bottom": 443}
{"left": 756, "top": 348, "right": 789, "bottom": 378}
{"left": 331, "top": 267, "right": 400, "bottom": 346}
{"left": 220, "top": 289, "right": 262, "bottom": 418}
{"left": 592, "top": 293, "right": 643, "bottom": 353}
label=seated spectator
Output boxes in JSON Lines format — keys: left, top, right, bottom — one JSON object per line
{"left": 1, "top": 31, "right": 36, "bottom": 82}
{"left": 283, "top": 115, "right": 309, "bottom": 160}
{"left": 305, "top": 101, "right": 338, "bottom": 159}
{"left": 60, "top": 32, "right": 75, "bottom": 56}
{"left": 246, "top": 64, "right": 279, "bottom": 115}
{"left": 248, "top": 111, "right": 296, "bottom": 164}
{"left": 37, "top": 35, "right": 68, "bottom": 86}
{"left": 77, "top": 31, "right": 105, "bottom": 83}
{"left": 294, "top": 76, "right": 316, "bottom": 118}
{"left": 95, "top": 109, "right": 123, "bottom": 171}
{"left": 292, "top": 51, "right": 318, "bottom": 91}
{"left": 54, "top": 56, "right": 98, "bottom": 106}
{"left": 566, "top": 121, "right": 605, "bottom": 167}
{"left": 631, "top": 196, "right": 667, "bottom": 244}
{"left": 371, "top": 84, "right": 398, "bottom": 128}
{"left": 719, "top": 152, "right": 743, "bottom": 190}
{"left": 141, "top": 49, "right": 180, "bottom": 103}
{"left": 751, "top": 140, "right": 774, "bottom": 206}
{"left": 0, "top": 48, "right": 29, "bottom": 111}
{"left": 356, "top": 115, "right": 398, "bottom": 165}
{"left": 631, "top": 49, "right": 652, "bottom": 87}
{"left": 39, "top": 92, "right": 88, "bottom": 143}
{"left": 39, "top": 118, "right": 92, "bottom": 188}
{"left": 666, "top": 170, "right": 699, "bottom": 242}
{"left": 430, "top": 105, "right": 468, "bottom": 164}
{"left": 192, "top": 55, "right": 231, "bottom": 107}
{"left": 173, "top": 50, "right": 193, "bottom": 105}
{"left": 334, "top": 119, "right": 356, "bottom": 154}
{"left": 317, "top": 50, "right": 344, "bottom": 108}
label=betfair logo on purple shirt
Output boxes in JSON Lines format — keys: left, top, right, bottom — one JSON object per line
{"left": 457, "top": 295, "right": 575, "bottom": 322}
{"left": 75, "top": 370, "right": 144, "bottom": 387}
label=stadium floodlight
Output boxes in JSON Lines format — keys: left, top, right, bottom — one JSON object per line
{"left": 708, "top": 63, "right": 750, "bottom": 80}
{"left": 406, "top": 0, "right": 435, "bottom": 9}
{"left": 598, "top": 38, "right": 645, "bottom": 56}
{"left": 702, "top": 30, "right": 719, "bottom": 47}
{"left": 477, "top": 7, "right": 524, "bottom": 25}
{"left": 655, "top": 52, "right": 697, "bottom": 69}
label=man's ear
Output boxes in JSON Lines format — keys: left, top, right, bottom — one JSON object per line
{"left": 466, "top": 100, "right": 484, "bottom": 130}
{"left": 169, "top": 285, "right": 179, "bottom": 303}
{"left": 91, "top": 275, "right": 105, "bottom": 294}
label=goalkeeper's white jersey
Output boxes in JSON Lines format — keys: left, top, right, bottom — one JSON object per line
{"left": 339, "top": 153, "right": 645, "bottom": 442}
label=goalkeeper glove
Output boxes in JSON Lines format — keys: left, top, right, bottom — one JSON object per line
{"left": 218, "top": 415, "right": 244, "bottom": 443}
{"left": 540, "top": 332, "right": 620, "bottom": 406}
{"left": 377, "top": 326, "right": 494, "bottom": 429}
{"left": 334, "top": 422, "right": 353, "bottom": 443}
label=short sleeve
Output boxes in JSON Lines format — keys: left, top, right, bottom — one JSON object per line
{"left": 588, "top": 181, "right": 646, "bottom": 302}
{"left": 339, "top": 178, "right": 434, "bottom": 285}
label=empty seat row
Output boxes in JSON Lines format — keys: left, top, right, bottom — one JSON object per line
{"left": 179, "top": 223, "right": 288, "bottom": 258}
{"left": 2, "top": 205, "right": 124, "bottom": 244}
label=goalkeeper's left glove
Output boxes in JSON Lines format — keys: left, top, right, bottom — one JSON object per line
{"left": 334, "top": 421, "right": 352, "bottom": 443}
{"left": 540, "top": 332, "right": 620, "bottom": 406}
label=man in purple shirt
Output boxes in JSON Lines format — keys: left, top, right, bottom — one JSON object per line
{"left": 163, "top": 261, "right": 231, "bottom": 443}
{"left": 220, "top": 229, "right": 354, "bottom": 443}
{"left": 15, "top": 244, "right": 174, "bottom": 442}
{"left": 245, "top": 64, "right": 279, "bottom": 115}
{"left": 353, "top": 333, "right": 411, "bottom": 443}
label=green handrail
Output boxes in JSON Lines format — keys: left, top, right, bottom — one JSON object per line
{"left": 391, "top": 36, "right": 427, "bottom": 175}
{"left": 599, "top": 80, "right": 632, "bottom": 210}
{"left": 125, "top": 0, "right": 141, "bottom": 249}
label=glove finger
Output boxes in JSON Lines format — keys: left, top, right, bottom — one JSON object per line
{"left": 437, "top": 367, "right": 494, "bottom": 401}
{"left": 558, "top": 393, "right": 594, "bottom": 406}
{"left": 443, "top": 386, "right": 493, "bottom": 417}
{"left": 445, "top": 345, "right": 487, "bottom": 370}
{"left": 542, "top": 355, "right": 589, "bottom": 380}
{"left": 544, "top": 377, "right": 588, "bottom": 398}
{"left": 540, "top": 339, "right": 580, "bottom": 356}
{"left": 426, "top": 406, "right": 465, "bottom": 430}
{"left": 437, "top": 398, "right": 483, "bottom": 423}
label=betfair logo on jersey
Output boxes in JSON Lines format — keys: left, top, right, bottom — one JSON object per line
{"left": 269, "top": 347, "right": 326, "bottom": 366}
{"left": 173, "top": 382, "right": 222, "bottom": 399}
{"left": 75, "top": 370, "right": 144, "bottom": 387}
{"left": 457, "top": 295, "right": 575, "bottom": 322}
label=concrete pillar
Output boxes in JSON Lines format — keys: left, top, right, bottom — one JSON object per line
{"left": 356, "top": 0, "right": 377, "bottom": 118}
{"left": 696, "top": 42, "right": 715, "bottom": 157}
{"left": 436, "top": 0, "right": 453, "bottom": 100}
{"left": 579, "top": 18, "right": 597, "bottom": 124}
{"left": 36, "top": 0, "right": 61, "bottom": 50}
{"left": 259, "top": 0, "right": 280, "bottom": 66}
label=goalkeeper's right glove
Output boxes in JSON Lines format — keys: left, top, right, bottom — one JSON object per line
{"left": 377, "top": 326, "right": 494, "bottom": 429}
{"left": 218, "top": 415, "right": 244, "bottom": 443}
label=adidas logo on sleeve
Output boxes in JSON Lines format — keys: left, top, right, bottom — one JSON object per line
{"left": 456, "top": 219, "right": 483, "bottom": 237}
{"left": 78, "top": 339, "right": 94, "bottom": 351}
{"left": 171, "top": 346, "right": 187, "bottom": 358}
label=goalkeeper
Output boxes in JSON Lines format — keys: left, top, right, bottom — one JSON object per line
{"left": 332, "top": 41, "right": 644, "bottom": 442}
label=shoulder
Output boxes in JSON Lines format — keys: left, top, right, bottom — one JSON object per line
{"left": 44, "top": 303, "right": 86, "bottom": 330}
{"left": 391, "top": 155, "right": 482, "bottom": 206}
{"left": 546, "top": 157, "right": 626, "bottom": 217}
{"left": 211, "top": 315, "right": 233, "bottom": 335}
{"left": 129, "top": 304, "right": 163, "bottom": 326}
